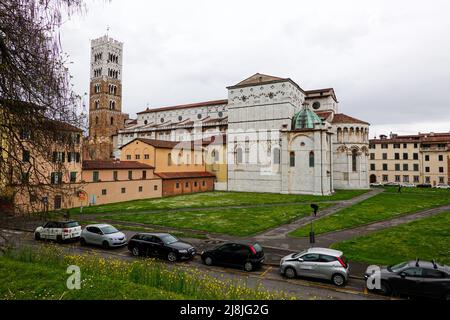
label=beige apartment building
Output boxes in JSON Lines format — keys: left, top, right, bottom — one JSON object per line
{"left": 369, "top": 132, "right": 450, "bottom": 186}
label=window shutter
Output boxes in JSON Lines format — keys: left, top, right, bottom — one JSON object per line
{"left": 52, "top": 152, "right": 57, "bottom": 163}
{"left": 76, "top": 153, "right": 80, "bottom": 163}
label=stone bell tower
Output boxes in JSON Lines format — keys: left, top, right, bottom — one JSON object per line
{"left": 85, "top": 35, "right": 128, "bottom": 160}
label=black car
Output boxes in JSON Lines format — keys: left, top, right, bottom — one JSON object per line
{"left": 127, "top": 233, "right": 196, "bottom": 262}
{"left": 364, "top": 260, "right": 450, "bottom": 300}
{"left": 201, "top": 241, "right": 265, "bottom": 272}
{"left": 417, "top": 183, "right": 432, "bottom": 188}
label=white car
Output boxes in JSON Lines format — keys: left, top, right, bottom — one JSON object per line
{"left": 435, "top": 184, "right": 450, "bottom": 189}
{"left": 370, "top": 182, "right": 383, "bottom": 187}
{"left": 80, "top": 224, "right": 127, "bottom": 249}
{"left": 401, "top": 183, "right": 416, "bottom": 188}
{"left": 35, "top": 221, "right": 81, "bottom": 243}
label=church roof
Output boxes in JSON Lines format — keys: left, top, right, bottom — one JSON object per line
{"left": 292, "top": 105, "right": 323, "bottom": 130}
{"left": 227, "top": 73, "right": 305, "bottom": 93}
{"left": 331, "top": 113, "right": 369, "bottom": 125}
{"left": 137, "top": 99, "right": 228, "bottom": 114}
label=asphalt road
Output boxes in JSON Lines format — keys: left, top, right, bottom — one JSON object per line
{"left": 1, "top": 228, "right": 388, "bottom": 300}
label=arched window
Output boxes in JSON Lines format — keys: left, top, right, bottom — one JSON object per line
{"left": 236, "top": 147, "right": 243, "bottom": 164}
{"left": 95, "top": 116, "right": 99, "bottom": 125}
{"left": 110, "top": 117, "right": 114, "bottom": 125}
{"left": 309, "top": 151, "right": 315, "bottom": 167}
{"left": 168, "top": 153, "right": 172, "bottom": 166}
{"left": 95, "top": 100, "right": 99, "bottom": 109}
{"left": 273, "top": 148, "right": 280, "bottom": 165}
{"left": 352, "top": 149, "right": 358, "bottom": 172}
{"left": 177, "top": 152, "right": 182, "bottom": 165}
{"left": 289, "top": 152, "right": 295, "bottom": 167}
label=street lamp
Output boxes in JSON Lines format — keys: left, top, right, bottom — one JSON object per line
{"left": 310, "top": 204, "right": 319, "bottom": 245}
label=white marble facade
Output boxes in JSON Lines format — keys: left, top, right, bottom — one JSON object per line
{"left": 115, "top": 73, "right": 370, "bottom": 194}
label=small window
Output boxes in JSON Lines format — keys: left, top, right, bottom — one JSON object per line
{"left": 197, "top": 114, "right": 202, "bottom": 119}
{"left": 128, "top": 171, "right": 133, "bottom": 180}
{"left": 312, "top": 101, "right": 321, "bottom": 110}
{"left": 121, "top": 188, "right": 126, "bottom": 194}
{"left": 194, "top": 181, "right": 198, "bottom": 187}
{"left": 135, "top": 154, "right": 141, "bottom": 160}
{"left": 175, "top": 182, "right": 180, "bottom": 189}
{"left": 144, "top": 154, "right": 150, "bottom": 159}
{"left": 185, "top": 182, "right": 189, "bottom": 188}
{"left": 439, "top": 155, "right": 444, "bottom": 161}
{"left": 289, "top": 152, "right": 295, "bottom": 167}
{"left": 93, "top": 171, "right": 99, "bottom": 182}
{"left": 102, "top": 189, "right": 107, "bottom": 195}
{"left": 139, "top": 186, "right": 143, "bottom": 192}
{"left": 160, "top": 118, "right": 165, "bottom": 123}
{"left": 178, "top": 116, "right": 182, "bottom": 121}
{"left": 218, "top": 111, "right": 223, "bottom": 118}
{"left": 126, "top": 155, "right": 131, "bottom": 160}
{"left": 70, "top": 172, "right": 77, "bottom": 183}
{"left": 113, "top": 171, "right": 118, "bottom": 181}
{"left": 154, "top": 185, "right": 158, "bottom": 191}
{"left": 142, "top": 170, "right": 147, "bottom": 179}
{"left": 309, "top": 151, "right": 315, "bottom": 168}
{"left": 22, "top": 150, "right": 30, "bottom": 162}
{"left": 202, "top": 181, "right": 206, "bottom": 187}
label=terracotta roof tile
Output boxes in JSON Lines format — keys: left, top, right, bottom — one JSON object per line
{"left": 120, "top": 138, "right": 204, "bottom": 150}
{"left": 331, "top": 113, "right": 369, "bottom": 125}
{"left": 82, "top": 160, "right": 154, "bottom": 170}
{"left": 137, "top": 99, "right": 228, "bottom": 114}
{"left": 156, "top": 171, "right": 216, "bottom": 179}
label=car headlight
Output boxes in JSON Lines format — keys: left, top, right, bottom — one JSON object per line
{"left": 178, "top": 250, "right": 188, "bottom": 254}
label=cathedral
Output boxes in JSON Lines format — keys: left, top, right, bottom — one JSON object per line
{"left": 86, "top": 36, "right": 370, "bottom": 195}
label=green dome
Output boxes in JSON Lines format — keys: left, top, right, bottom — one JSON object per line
{"left": 292, "top": 105, "right": 323, "bottom": 130}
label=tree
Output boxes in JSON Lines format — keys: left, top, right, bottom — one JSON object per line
{"left": 0, "top": 0, "right": 86, "bottom": 218}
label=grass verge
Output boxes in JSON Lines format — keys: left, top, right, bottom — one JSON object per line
{"left": 331, "top": 211, "right": 450, "bottom": 266}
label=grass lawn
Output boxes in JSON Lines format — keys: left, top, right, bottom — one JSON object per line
{"left": 69, "top": 189, "right": 368, "bottom": 216}
{"left": 101, "top": 203, "right": 333, "bottom": 237}
{"left": 331, "top": 211, "right": 450, "bottom": 266}
{"left": 290, "top": 188, "right": 450, "bottom": 237}
{"left": 0, "top": 246, "right": 291, "bottom": 300}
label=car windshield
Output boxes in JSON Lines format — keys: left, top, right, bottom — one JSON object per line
{"left": 101, "top": 226, "right": 119, "bottom": 235}
{"left": 292, "top": 250, "right": 307, "bottom": 259}
{"left": 161, "top": 234, "right": 178, "bottom": 245}
{"left": 63, "top": 222, "right": 79, "bottom": 228}
{"left": 388, "top": 261, "right": 409, "bottom": 272}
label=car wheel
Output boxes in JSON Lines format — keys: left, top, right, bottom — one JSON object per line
{"left": 132, "top": 247, "right": 140, "bottom": 256}
{"left": 380, "top": 280, "right": 392, "bottom": 296}
{"left": 332, "top": 273, "right": 346, "bottom": 287}
{"left": 244, "top": 261, "right": 253, "bottom": 272}
{"left": 204, "top": 256, "right": 213, "bottom": 266}
{"left": 34, "top": 232, "right": 41, "bottom": 241}
{"left": 56, "top": 235, "right": 63, "bottom": 244}
{"left": 167, "top": 252, "right": 177, "bottom": 262}
{"left": 102, "top": 241, "right": 110, "bottom": 249}
{"left": 80, "top": 237, "right": 86, "bottom": 246}
{"left": 284, "top": 267, "right": 296, "bottom": 279}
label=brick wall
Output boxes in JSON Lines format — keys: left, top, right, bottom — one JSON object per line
{"left": 162, "top": 177, "right": 214, "bottom": 197}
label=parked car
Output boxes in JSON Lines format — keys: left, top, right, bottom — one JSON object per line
{"left": 34, "top": 221, "right": 81, "bottom": 243}
{"left": 127, "top": 233, "right": 196, "bottom": 261}
{"left": 280, "top": 247, "right": 349, "bottom": 286}
{"left": 401, "top": 183, "right": 416, "bottom": 188}
{"left": 80, "top": 224, "right": 127, "bottom": 248}
{"left": 434, "top": 183, "right": 450, "bottom": 189}
{"left": 201, "top": 241, "right": 265, "bottom": 272}
{"left": 364, "top": 260, "right": 450, "bottom": 300}
{"left": 417, "top": 183, "right": 432, "bottom": 188}
{"left": 370, "top": 182, "right": 383, "bottom": 187}
{"left": 384, "top": 182, "right": 400, "bottom": 186}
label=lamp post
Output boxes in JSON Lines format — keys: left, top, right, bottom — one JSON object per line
{"left": 310, "top": 204, "right": 319, "bottom": 245}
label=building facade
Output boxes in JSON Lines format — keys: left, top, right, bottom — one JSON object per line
{"left": 369, "top": 132, "right": 450, "bottom": 186}
{"left": 115, "top": 73, "right": 370, "bottom": 195}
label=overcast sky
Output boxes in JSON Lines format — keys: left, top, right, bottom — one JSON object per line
{"left": 61, "top": 0, "right": 450, "bottom": 137}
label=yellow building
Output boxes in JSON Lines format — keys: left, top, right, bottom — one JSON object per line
{"left": 369, "top": 132, "right": 450, "bottom": 186}
{"left": 119, "top": 138, "right": 216, "bottom": 196}
{"left": 202, "top": 135, "right": 228, "bottom": 190}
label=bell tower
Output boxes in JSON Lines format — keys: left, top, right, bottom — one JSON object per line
{"left": 86, "top": 35, "right": 128, "bottom": 160}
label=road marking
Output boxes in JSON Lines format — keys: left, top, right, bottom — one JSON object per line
{"left": 259, "top": 266, "right": 272, "bottom": 278}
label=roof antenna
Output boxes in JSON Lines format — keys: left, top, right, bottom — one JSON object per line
{"left": 415, "top": 258, "right": 420, "bottom": 267}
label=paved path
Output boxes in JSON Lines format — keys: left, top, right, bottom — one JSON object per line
{"left": 252, "top": 188, "right": 384, "bottom": 240}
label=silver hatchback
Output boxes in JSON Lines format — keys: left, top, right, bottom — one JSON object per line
{"left": 80, "top": 224, "right": 127, "bottom": 249}
{"left": 280, "top": 247, "right": 350, "bottom": 286}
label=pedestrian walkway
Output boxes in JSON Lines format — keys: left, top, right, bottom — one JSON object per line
{"left": 253, "top": 188, "right": 384, "bottom": 240}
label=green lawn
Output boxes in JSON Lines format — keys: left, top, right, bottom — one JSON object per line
{"left": 290, "top": 188, "right": 450, "bottom": 237}
{"left": 0, "top": 247, "right": 291, "bottom": 300}
{"left": 331, "top": 211, "right": 450, "bottom": 266}
{"left": 69, "top": 190, "right": 368, "bottom": 216}
{"left": 101, "top": 203, "right": 333, "bottom": 237}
